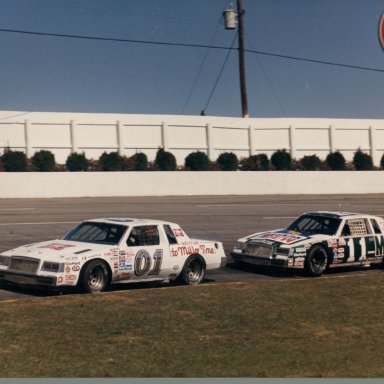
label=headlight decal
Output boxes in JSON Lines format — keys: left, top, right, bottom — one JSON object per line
{"left": 0, "top": 255, "right": 11, "bottom": 267}
{"left": 41, "top": 262, "right": 64, "bottom": 273}
{"left": 276, "top": 247, "right": 290, "bottom": 256}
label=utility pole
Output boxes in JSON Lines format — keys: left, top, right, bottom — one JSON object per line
{"left": 224, "top": 1, "right": 249, "bottom": 118}
{"left": 237, "top": 0, "right": 249, "bottom": 118}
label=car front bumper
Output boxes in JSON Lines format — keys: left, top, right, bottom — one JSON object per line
{"left": 230, "top": 250, "right": 289, "bottom": 268}
{"left": 0, "top": 270, "right": 57, "bottom": 287}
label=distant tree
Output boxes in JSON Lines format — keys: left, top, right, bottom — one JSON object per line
{"left": 66, "top": 152, "right": 89, "bottom": 172}
{"left": 1, "top": 149, "right": 27, "bottom": 172}
{"left": 326, "top": 151, "right": 346, "bottom": 171}
{"left": 271, "top": 149, "right": 292, "bottom": 170}
{"left": 99, "top": 151, "right": 124, "bottom": 171}
{"left": 132, "top": 152, "right": 148, "bottom": 171}
{"left": 185, "top": 151, "right": 211, "bottom": 171}
{"left": 216, "top": 152, "right": 238, "bottom": 171}
{"left": 299, "top": 155, "right": 322, "bottom": 170}
{"left": 154, "top": 148, "right": 177, "bottom": 171}
{"left": 31, "top": 150, "right": 56, "bottom": 172}
{"left": 353, "top": 149, "right": 373, "bottom": 170}
{"left": 124, "top": 152, "right": 148, "bottom": 171}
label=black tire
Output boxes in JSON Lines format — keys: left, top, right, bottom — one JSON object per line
{"left": 305, "top": 245, "right": 328, "bottom": 277}
{"left": 80, "top": 260, "right": 110, "bottom": 293}
{"left": 179, "top": 255, "right": 206, "bottom": 285}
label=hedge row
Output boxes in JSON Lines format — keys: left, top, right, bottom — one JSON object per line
{"left": 0, "top": 148, "right": 381, "bottom": 172}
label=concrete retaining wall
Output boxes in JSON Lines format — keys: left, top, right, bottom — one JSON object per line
{"left": 1, "top": 171, "right": 383, "bottom": 198}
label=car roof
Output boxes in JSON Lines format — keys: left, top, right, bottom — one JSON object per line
{"left": 301, "top": 211, "right": 377, "bottom": 220}
{"left": 83, "top": 218, "right": 178, "bottom": 226}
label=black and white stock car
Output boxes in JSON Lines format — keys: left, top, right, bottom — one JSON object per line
{"left": 0, "top": 218, "right": 227, "bottom": 293}
{"left": 230, "top": 211, "right": 384, "bottom": 276}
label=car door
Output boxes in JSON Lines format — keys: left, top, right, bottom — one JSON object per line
{"left": 124, "top": 224, "right": 170, "bottom": 281}
{"left": 338, "top": 218, "right": 375, "bottom": 264}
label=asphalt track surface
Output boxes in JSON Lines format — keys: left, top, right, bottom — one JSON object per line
{"left": 1, "top": 194, "right": 384, "bottom": 300}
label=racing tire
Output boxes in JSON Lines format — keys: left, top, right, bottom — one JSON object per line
{"left": 179, "top": 255, "right": 206, "bottom": 285}
{"left": 80, "top": 260, "right": 110, "bottom": 293}
{"left": 305, "top": 245, "right": 328, "bottom": 277}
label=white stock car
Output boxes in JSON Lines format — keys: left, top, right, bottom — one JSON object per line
{"left": 230, "top": 211, "right": 384, "bottom": 276}
{"left": 0, "top": 218, "right": 227, "bottom": 293}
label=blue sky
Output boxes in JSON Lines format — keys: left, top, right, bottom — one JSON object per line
{"left": 0, "top": 0, "right": 383, "bottom": 118}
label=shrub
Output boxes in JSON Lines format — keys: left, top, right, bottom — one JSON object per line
{"left": 353, "top": 149, "right": 373, "bottom": 170}
{"left": 326, "top": 151, "right": 346, "bottom": 170}
{"left": 66, "top": 152, "right": 89, "bottom": 172}
{"left": 131, "top": 152, "right": 148, "bottom": 171}
{"left": 216, "top": 152, "right": 238, "bottom": 171}
{"left": 271, "top": 149, "right": 292, "bottom": 170}
{"left": 299, "top": 155, "right": 322, "bottom": 170}
{"left": 31, "top": 150, "right": 56, "bottom": 172}
{"left": 1, "top": 150, "right": 27, "bottom": 172}
{"left": 154, "top": 148, "right": 177, "bottom": 171}
{"left": 99, "top": 151, "right": 124, "bottom": 171}
{"left": 240, "top": 154, "right": 269, "bottom": 171}
{"left": 124, "top": 152, "right": 148, "bottom": 171}
{"left": 185, "top": 151, "right": 211, "bottom": 171}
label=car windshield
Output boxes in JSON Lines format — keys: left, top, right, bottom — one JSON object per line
{"left": 63, "top": 222, "right": 127, "bottom": 245}
{"left": 286, "top": 214, "right": 341, "bottom": 236}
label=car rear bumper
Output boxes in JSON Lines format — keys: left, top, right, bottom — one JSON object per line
{"left": 0, "top": 270, "right": 57, "bottom": 287}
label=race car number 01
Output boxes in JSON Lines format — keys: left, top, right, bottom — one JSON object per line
{"left": 134, "top": 249, "right": 163, "bottom": 276}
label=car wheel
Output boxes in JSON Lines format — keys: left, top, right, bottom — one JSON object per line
{"left": 80, "top": 260, "right": 110, "bottom": 293}
{"left": 305, "top": 245, "right": 328, "bottom": 277}
{"left": 180, "top": 255, "right": 206, "bottom": 285}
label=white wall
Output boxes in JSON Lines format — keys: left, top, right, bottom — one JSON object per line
{"left": 0, "top": 171, "right": 383, "bottom": 198}
{"left": 0, "top": 111, "right": 383, "bottom": 165}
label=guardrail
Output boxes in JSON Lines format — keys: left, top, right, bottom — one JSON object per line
{"left": 1, "top": 171, "right": 383, "bottom": 198}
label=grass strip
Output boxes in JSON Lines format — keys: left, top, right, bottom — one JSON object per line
{"left": 1, "top": 271, "right": 384, "bottom": 378}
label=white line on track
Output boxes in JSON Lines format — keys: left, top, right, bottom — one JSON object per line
{"left": 0, "top": 208, "right": 36, "bottom": 211}
{"left": 0, "top": 221, "right": 78, "bottom": 226}
{"left": 196, "top": 204, "right": 305, "bottom": 207}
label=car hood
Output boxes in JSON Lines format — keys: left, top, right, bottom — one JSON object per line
{"left": 243, "top": 229, "right": 322, "bottom": 247}
{"left": 1, "top": 240, "right": 111, "bottom": 260}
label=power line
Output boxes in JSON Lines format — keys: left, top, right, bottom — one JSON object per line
{"left": 201, "top": 32, "right": 238, "bottom": 116}
{"left": 181, "top": 16, "right": 223, "bottom": 115}
{"left": 245, "top": 48, "right": 384, "bottom": 74}
{"left": 0, "top": 27, "right": 230, "bottom": 49}
{"left": 0, "top": 27, "right": 384, "bottom": 74}
{"left": 245, "top": 29, "right": 287, "bottom": 115}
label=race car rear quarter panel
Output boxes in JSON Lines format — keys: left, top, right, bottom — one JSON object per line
{"left": 169, "top": 239, "right": 225, "bottom": 270}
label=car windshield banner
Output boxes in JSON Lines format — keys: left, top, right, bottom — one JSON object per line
{"left": 258, "top": 232, "right": 307, "bottom": 245}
